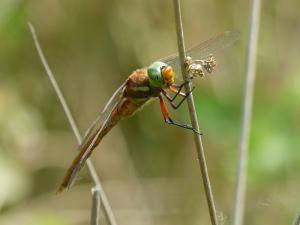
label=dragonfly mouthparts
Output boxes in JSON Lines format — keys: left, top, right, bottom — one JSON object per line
{"left": 184, "top": 55, "right": 216, "bottom": 78}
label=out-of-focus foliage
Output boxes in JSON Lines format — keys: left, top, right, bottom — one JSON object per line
{"left": 0, "top": 0, "right": 299, "bottom": 225}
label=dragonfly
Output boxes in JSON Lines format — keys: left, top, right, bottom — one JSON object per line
{"left": 57, "top": 30, "right": 239, "bottom": 193}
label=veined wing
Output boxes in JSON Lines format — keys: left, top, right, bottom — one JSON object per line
{"left": 161, "top": 30, "right": 240, "bottom": 74}
{"left": 79, "top": 82, "right": 126, "bottom": 149}
{"left": 58, "top": 81, "right": 126, "bottom": 192}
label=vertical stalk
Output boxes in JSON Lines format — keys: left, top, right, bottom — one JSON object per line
{"left": 91, "top": 186, "right": 102, "bottom": 225}
{"left": 172, "top": 1, "right": 218, "bottom": 225}
{"left": 28, "top": 22, "right": 117, "bottom": 225}
{"left": 233, "top": 0, "right": 261, "bottom": 225}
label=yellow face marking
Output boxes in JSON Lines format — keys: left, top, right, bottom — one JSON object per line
{"left": 161, "top": 66, "right": 175, "bottom": 87}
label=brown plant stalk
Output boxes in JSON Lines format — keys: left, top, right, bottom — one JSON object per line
{"left": 172, "top": 1, "right": 219, "bottom": 225}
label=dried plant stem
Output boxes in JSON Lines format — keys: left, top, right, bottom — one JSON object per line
{"left": 172, "top": 1, "right": 218, "bottom": 225}
{"left": 292, "top": 210, "right": 300, "bottom": 225}
{"left": 233, "top": 0, "right": 261, "bottom": 225}
{"left": 28, "top": 22, "right": 117, "bottom": 225}
{"left": 91, "top": 187, "right": 102, "bottom": 225}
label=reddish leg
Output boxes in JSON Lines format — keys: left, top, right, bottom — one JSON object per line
{"left": 169, "top": 80, "right": 190, "bottom": 100}
{"left": 162, "top": 85, "right": 195, "bottom": 110}
{"left": 169, "top": 86, "right": 186, "bottom": 98}
{"left": 159, "top": 95, "right": 200, "bottom": 134}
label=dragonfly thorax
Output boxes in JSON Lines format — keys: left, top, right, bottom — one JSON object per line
{"left": 147, "top": 61, "right": 175, "bottom": 88}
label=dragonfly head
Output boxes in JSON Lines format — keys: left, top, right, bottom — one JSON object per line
{"left": 161, "top": 65, "right": 175, "bottom": 87}
{"left": 148, "top": 61, "right": 174, "bottom": 88}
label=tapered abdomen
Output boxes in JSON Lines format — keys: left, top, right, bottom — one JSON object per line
{"left": 57, "top": 96, "right": 149, "bottom": 193}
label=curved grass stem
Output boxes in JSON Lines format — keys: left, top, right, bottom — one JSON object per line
{"left": 28, "top": 22, "right": 117, "bottom": 225}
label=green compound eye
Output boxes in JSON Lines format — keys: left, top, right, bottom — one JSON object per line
{"left": 147, "top": 61, "right": 168, "bottom": 87}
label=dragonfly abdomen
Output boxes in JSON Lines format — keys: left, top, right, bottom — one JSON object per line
{"left": 58, "top": 68, "right": 157, "bottom": 192}
{"left": 57, "top": 95, "right": 148, "bottom": 193}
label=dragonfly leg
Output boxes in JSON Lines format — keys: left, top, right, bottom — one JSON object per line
{"left": 159, "top": 95, "right": 201, "bottom": 134}
{"left": 168, "top": 80, "right": 190, "bottom": 100}
{"left": 173, "top": 80, "right": 191, "bottom": 89}
{"left": 163, "top": 86, "right": 195, "bottom": 110}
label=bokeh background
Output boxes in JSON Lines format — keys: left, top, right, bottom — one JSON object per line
{"left": 1, "top": 0, "right": 300, "bottom": 224}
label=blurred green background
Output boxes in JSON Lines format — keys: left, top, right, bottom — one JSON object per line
{"left": 0, "top": 0, "right": 300, "bottom": 224}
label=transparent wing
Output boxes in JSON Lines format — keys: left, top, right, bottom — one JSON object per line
{"left": 58, "top": 81, "right": 126, "bottom": 191}
{"left": 79, "top": 81, "right": 126, "bottom": 151}
{"left": 161, "top": 30, "right": 240, "bottom": 75}
{"left": 187, "top": 30, "right": 240, "bottom": 60}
